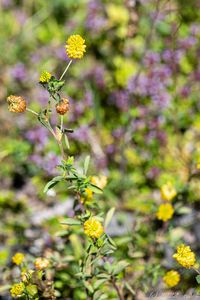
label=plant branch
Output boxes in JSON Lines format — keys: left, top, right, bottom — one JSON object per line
{"left": 59, "top": 60, "right": 73, "bottom": 80}
{"left": 111, "top": 278, "right": 124, "bottom": 300}
{"left": 26, "top": 108, "right": 38, "bottom": 116}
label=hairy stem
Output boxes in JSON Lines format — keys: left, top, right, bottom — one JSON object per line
{"left": 59, "top": 60, "right": 73, "bottom": 80}
{"left": 111, "top": 278, "right": 124, "bottom": 300}
{"left": 26, "top": 108, "right": 38, "bottom": 116}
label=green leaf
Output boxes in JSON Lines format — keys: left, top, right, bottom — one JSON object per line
{"left": 94, "top": 278, "right": 107, "bottom": 290}
{"left": 196, "top": 275, "right": 200, "bottom": 284}
{"left": 60, "top": 218, "right": 81, "bottom": 226}
{"left": 26, "top": 284, "right": 38, "bottom": 296}
{"left": 111, "top": 260, "right": 129, "bottom": 275}
{"left": 107, "top": 236, "right": 117, "bottom": 249}
{"left": 37, "top": 111, "right": 52, "bottom": 131}
{"left": 65, "top": 135, "right": 70, "bottom": 149}
{"left": 84, "top": 155, "right": 90, "bottom": 175}
{"left": 88, "top": 184, "right": 103, "bottom": 194}
{"left": 83, "top": 281, "right": 94, "bottom": 293}
{"left": 125, "top": 282, "right": 135, "bottom": 296}
{"left": 96, "top": 273, "right": 110, "bottom": 279}
{"left": 93, "top": 290, "right": 108, "bottom": 300}
{"left": 43, "top": 176, "right": 63, "bottom": 193}
{"left": 104, "top": 207, "right": 115, "bottom": 228}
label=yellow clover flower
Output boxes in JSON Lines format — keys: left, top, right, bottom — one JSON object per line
{"left": 173, "top": 244, "right": 196, "bottom": 268}
{"left": 12, "top": 252, "right": 25, "bottom": 265}
{"left": 65, "top": 35, "right": 86, "bottom": 59}
{"left": 163, "top": 270, "right": 180, "bottom": 288}
{"left": 84, "top": 218, "right": 103, "bottom": 239}
{"left": 156, "top": 203, "right": 174, "bottom": 222}
{"left": 10, "top": 282, "right": 24, "bottom": 298}
{"left": 91, "top": 175, "right": 107, "bottom": 189}
{"left": 161, "top": 182, "right": 177, "bottom": 201}
{"left": 81, "top": 187, "right": 93, "bottom": 204}
{"left": 39, "top": 71, "right": 51, "bottom": 83}
{"left": 34, "top": 257, "right": 49, "bottom": 270}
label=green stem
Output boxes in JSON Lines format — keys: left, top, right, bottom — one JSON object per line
{"left": 59, "top": 60, "right": 73, "bottom": 80}
{"left": 26, "top": 108, "right": 38, "bottom": 116}
{"left": 194, "top": 268, "right": 200, "bottom": 275}
{"left": 111, "top": 278, "right": 124, "bottom": 300}
{"left": 60, "top": 115, "right": 64, "bottom": 132}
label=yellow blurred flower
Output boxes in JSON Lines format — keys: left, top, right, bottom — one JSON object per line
{"left": 197, "top": 158, "right": 200, "bottom": 169}
{"left": 156, "top": 203, "right": 174, "bottom": 222}
{"left": 163, "top": 270, "right": 180, "bottom": 288}
{"left": 34, "top": 257, "right": 49, "bottom": 270}
{"left": 7, "top": 95, "right": 26, "bottom": 113}
{"left": 84, "top": 218, "right": 103, "bottom": 239}
{"left": 161, "top": 182, "right": 177, "bottom": 201}
{"left": 173, "top": 244, "right": 196, "bottom": 268}
{"left": 81, "top": 187, "right": 93, "bottom": 204}
{"left": 10, "top": 282, "right": 24, "bottom": 297}
{"left": 65, "top": 35, "right": 86, "bottom": 59}
{"left": 114, "top": 57, "right": 136, "bottom": 87}
{"left": 106, "top": 4, "right": 129, "bottom": 26}
{"left": 91, "top": 175, "right": 107, "bottom": 189}
{"left": 39, "top": 71, "right": 51, "bottom": 83}
{"left": 12, "top": 253, "right": 25, "bottom": 265}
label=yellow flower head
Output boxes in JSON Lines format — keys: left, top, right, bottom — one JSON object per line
{"left": 91, "top": 175, "right": 107, "bottom": 189}
{"left": 81, "top": 187, "right": 93, "bottom": 204}
{"left": 39, "top": 71, "right": 51, "bottom": 83}
{"left": 12, "top": 253, "right": 25, "bottom": 265}
{"left": 156, "top": 203, "right": 174, "bottom": 222}
{"left": 173, "top": 244, "right": 196, "bottom": 268}
{"left": 65, "top": 35, "right": 86, "bottom": 59}
{"left": 161, "top": 182, "right": 177, "bottom": 201}
{"left": 84, "top": 218, "right": 103, "bottom": 239}
{"left": 7, "top": 95, "right": 26, "bottom": 113}
{"left": 34, "top": 257, "right": 49, "bottom": 270}
{"left": 163, "top": 270, "right": 180, "bottom": 288}
{"left": 10, "top": 282, "right": 24, "bottom": 298}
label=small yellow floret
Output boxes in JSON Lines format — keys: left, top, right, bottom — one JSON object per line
{"left": 10, "top": 282, "right": 24, "bottom": 297}
{"left": 161, "top": 182, "right": 177, "bottom": 201}
{"left": 39, "top": 71, "right": 51, "bottom": 83}
{"left": 65, "top": 35, "right": 86, "bottom": 59}
{"left": 12, "top": 253, "right": 25, "bottom": 265}
{"left": 163, "top": 270, "right": 180, "bottom": 288}
{"left": 81, "top": 188, "right": 93, "bottom": 204}
{"left": 84, "top": 218, "right": 103, "bottom": 239}
{"left": 156, "top": 203, "right": 174, "bottom": 222}
{"left": 173, "top": 244, "right": 196, "bottom": 268}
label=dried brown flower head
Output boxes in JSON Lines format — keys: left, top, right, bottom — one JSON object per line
{"left": 7, "top": 95, "right": 26, "bottom": 113}
{"left": 56, "top": 97, "right": 69, "bottom": 115}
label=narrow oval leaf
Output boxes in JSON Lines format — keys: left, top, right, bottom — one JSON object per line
{"left": 60, "top": 218, "right": 81, "bottom": 226}
{"left": 65, "top": 135, "right": 70, "bottom": 149}
{"left": 84, "top": 155, "right": 90, "bottom": 175}
{"left": 89, "top": 184, "right": 103, "bottom": 194}
{"left": 43, "top": 176, "right": 63, "bottom": 193}
{"left": 104, "top": 207, "right": 115, "bottom": 228}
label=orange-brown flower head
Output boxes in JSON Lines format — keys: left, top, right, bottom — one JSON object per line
{"left": 56, "top": 98, "right": 69, "bottom": 115}
{"left": 7, "top": 95, "right": 26, "bottom": 113}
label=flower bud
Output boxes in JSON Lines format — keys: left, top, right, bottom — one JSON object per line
{"left": 7, "top": 95, "right": 26, "bottom": 113}
{"left": 56, "top": 98, "right": 69, "bottom": 115}
{"left": 34, "top": 257, "right": 49, "bottom": 270}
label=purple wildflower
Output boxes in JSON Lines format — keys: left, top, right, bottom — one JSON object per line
{"left": 11, "top": 63, "right": 26, "bottom": 81}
